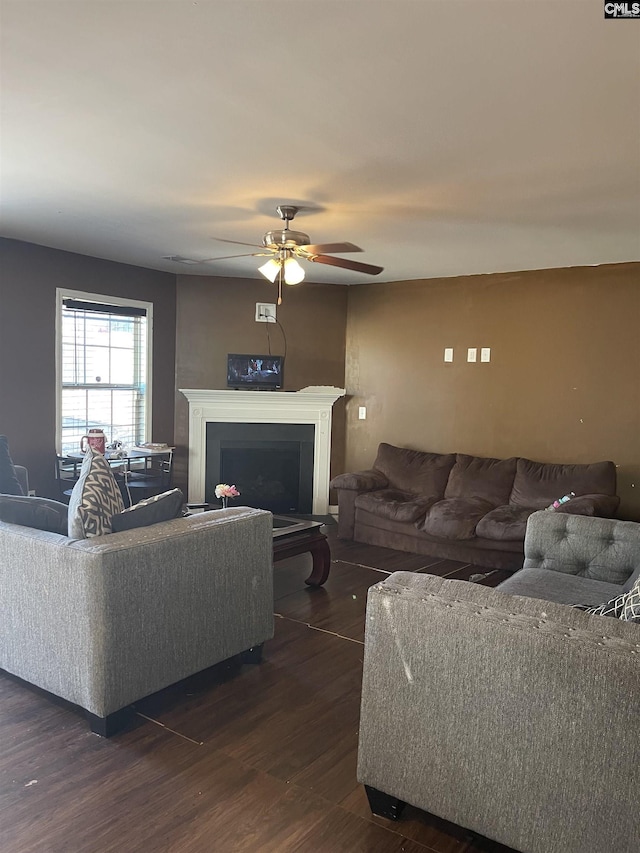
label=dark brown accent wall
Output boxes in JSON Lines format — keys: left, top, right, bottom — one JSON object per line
{"left": 344, "top": 263, "right": 640, "bottom": 520}
{"left": 0, "top": 238, "right": 177, "bottom": 499}
{"left": 174, "top": 274, "right": 347, "bottom": 498}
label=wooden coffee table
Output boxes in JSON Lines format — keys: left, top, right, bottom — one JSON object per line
{"left": 272, "top": 516, "right": 331, "bottom": 586}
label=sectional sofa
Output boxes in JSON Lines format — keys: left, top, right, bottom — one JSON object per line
{"left": 331, "top": 443, "right": 619, "bottom": 570}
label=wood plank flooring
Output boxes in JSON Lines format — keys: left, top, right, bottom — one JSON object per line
{"left": 1, "top": 525, "right": 516, "bottom": 853}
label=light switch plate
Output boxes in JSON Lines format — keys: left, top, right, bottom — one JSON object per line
{"left": 444, "top": 347, "right": 454, "bottom": 362}
{"left": 481, "top": 347, "right": 491, "bottom": 362}
{"left": 358, "top": 406, "right": 367, "bottom": 420}
{"left": 467, "top": 347, "right": 477, "bottom": 363}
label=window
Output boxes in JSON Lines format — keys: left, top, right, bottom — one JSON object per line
{"left": 56, "top": 290, "right": 153, "bottom": 455}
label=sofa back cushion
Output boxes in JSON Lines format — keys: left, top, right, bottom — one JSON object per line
{"left": 510, "top": 458, "right": 617, "bottom": 510}
{"left": 445, "top": 454, "right": 517, "bottom": 506}
{"left": 373, "top": 443, "right": 455, "bottom": 498}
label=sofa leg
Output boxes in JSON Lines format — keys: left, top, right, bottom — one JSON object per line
{"left": 85, "top": 707, "right": 134, "bottom": 737}
{"left": 364, "top": 785, "right": 406, "bottom": 820}
{"left": 240, "top": 643, "right": 264, "bottom": 664}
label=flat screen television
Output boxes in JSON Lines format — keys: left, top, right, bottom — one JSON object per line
{"left": 226, "top": 354, "right": 284, "bottom": 390}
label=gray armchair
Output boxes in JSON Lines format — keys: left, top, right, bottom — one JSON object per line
{"left": 357, "top": 512, "right": 640, "bottom": 853}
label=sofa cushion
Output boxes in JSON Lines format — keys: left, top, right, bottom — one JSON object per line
{"left": 510, "top": 458, "right": 617, "bottom": 510}
{"left": 574, "top": 574, "right": 640, "bottom": 623}
{"left": 420, "top": 497, "right": 495, "bottom": 540}
{"left": 0, "top": 435, "right": 24, "bottom": 496}
{"left": 355, "top": 489, "right": 436, "bottom": 523}
{"left": 497, "top": 566, "right": 624, "bottom": 607}
{"left": 372, "top": 443, "right": 455, "bottom": 498}
{"left": 111, "top": 488, "right": 185, "bottom": 532}
{"left": 0, "top": 494, "right": 68, "bottom": 535}
{"left": 475, "top": 505, "right": 535, "bottom": 542}
{"left": 68, "top": 448, "right": 125, "bottom": 538}
{"left": 445, "top": 454, "right": 517, "bottom": 505}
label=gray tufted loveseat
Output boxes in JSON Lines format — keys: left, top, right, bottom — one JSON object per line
{"left": 357, "top": 511, "right": 640, "bottom": 853}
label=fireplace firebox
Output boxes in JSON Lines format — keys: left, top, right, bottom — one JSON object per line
{"left": 206, "top": 423, "right": 314, "bottom": 514}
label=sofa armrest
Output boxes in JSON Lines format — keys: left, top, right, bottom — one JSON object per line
{"left": 1, "top": 507, "right": 274, "bottom": 718}
{"left": 330, "top": 469, "right": 389, "bottom": 492}
{"left": 330, "top": 469, "right": 389, "bottom": 540}
{"left": 357, "top": 572, "right": 640, "bottom": 853}
{"left": 523, "top": 510, "right": 640, "bottom": 585}
{"left": 554, "top": 493, "right": 620, "bottom": 517}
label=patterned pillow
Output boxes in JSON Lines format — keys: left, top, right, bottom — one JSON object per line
{"left": 574, "top": 574, "right": 640, "bottom": 623}
{"left": 68, "top": 448, "right": 124, "bottom": 538}
{"left": 111, "top": 488, "right": 185, "bottom": 532}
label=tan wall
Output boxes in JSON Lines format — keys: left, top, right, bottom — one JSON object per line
{"left": 0, "top": 238, "right": 177, "bottom": 498}
{"left": 174, "top": 274, "right": 348, "bottom": 497}
{"left": 344, "top": 263, "right": 640, "bottom": 520}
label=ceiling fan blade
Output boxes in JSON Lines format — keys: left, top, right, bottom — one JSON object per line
{"left": 164, "top": 252, "right": 269, "bottom": 264}
{"left": 202, "top": 252, "right": 271, "bottom": 261}
{"left": 301, "top": 242, "right": 362, "bottom": 254}
{"left": 213, "top": 237, "right": 265, "bottom": 249}
{"left": 310, "top": 255, "right": 384, "bottom": 275}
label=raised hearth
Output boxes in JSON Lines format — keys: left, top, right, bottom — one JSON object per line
{"left": 180, "top": 387, "right": 346, "bottom": 514}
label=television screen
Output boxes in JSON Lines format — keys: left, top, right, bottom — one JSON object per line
{"left": 226, "top": 354, "right": 284, "bottom": 390}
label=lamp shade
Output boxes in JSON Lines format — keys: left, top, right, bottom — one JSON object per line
{"left": 283, "top": 256, "right": 305, "bottom": 285}
{"left": 258, "top": 258, "right": 281, "bottom": 282}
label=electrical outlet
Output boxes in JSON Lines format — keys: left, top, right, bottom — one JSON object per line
{"left": 481, "top": 347, "right": 491, "bottom": 362}
{"left": 444, "top": 347, "right": 454, "bottom": 363}
{"left": 467, "top": 347, "right": 477, "bottom": 363}
{"left": 358, "top": 406, "right": 367, "bottom": 420}
{"left": 256, "top": 302, "right": 276, "bottom": 322}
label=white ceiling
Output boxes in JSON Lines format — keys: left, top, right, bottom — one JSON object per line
{"left": 1, "top": 0, "right": 639, "bottom": 285}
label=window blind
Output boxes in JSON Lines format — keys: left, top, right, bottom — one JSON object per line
{"left": 60, "top": 300, "right": 148, "bottom": 455}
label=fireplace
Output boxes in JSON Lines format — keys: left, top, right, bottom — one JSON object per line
{"left": 206, "top": 422, "right": 314, "bottom": 513}
{"left": 180, "top": 387, "right": 346, "bottom": 514}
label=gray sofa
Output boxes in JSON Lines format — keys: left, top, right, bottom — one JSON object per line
{"left": 1, "top": 506, "right": 274, "bottom": 736}
{"left": 331, "top": 443, "right": 619, "bottom": 570}
{"left": 357, "top": 511, "right": 640, "bottom": 853}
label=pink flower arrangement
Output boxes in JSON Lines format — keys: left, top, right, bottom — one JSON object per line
{"left": 215, "top": 483, "right": 240, "bottom": 507}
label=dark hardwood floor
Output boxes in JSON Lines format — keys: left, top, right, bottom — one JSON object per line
{"left": 1, "top": 525, "right": 516, "bottom": 853}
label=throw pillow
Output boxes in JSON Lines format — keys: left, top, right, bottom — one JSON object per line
{"left": 574, "top": 574, "right": 640, "bottom": 624}
{"left": 0, "top": 435, "right": 24, "bottom": 495}
{"left": 0, "top": 494, "right": 68, "bottom": 535}
{"left": 111, "top": 488, "right": 185, "bottom": 533}
{"left": 68, "top": 447, "right": 125, "bottom": 538}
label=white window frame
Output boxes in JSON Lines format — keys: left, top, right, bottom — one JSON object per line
{"left": 55, "top": 288, "right": 153, "bottom": 454}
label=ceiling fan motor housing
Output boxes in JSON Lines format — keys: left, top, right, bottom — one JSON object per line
{"left": 262, "top": 229, "right": 311, "bottom": 249}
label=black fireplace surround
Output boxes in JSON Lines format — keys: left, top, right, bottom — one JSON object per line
{"left": 205, "top": 422, "right": 314, "bottom": 514}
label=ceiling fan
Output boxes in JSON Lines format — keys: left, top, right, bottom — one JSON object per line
{"left": 165, "top": 205, "right": 384, "bottom": 304}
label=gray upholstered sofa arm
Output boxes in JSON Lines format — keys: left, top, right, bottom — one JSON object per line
{"left": 523, "top": 510, "right": 640, "bottom": 585}
{"left": 1, "top": 506, "right": 273, "bottom": 719}
{"left": 330, "top": 469, "right": 389, "bottom": 539}
{"left": 357, "top": 571, "right": 640, "bottom": 853}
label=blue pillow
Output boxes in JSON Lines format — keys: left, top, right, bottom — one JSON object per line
{"left": 111, "top": 488, "right": 185, "bottom": 532}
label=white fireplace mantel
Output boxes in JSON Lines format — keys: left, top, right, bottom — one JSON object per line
{"left": 180, "top": 387, "right": 346, "bottom": 514}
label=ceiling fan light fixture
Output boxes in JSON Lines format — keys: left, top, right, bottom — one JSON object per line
{"left": 283, "top": 256, "right": 305, "bottom": 285}
{"left": 258, "top": 258, "right": 281, "bottom": 283}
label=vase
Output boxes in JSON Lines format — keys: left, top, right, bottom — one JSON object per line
{"left": 221, "top": 497, "right": 228, "bottom": 509}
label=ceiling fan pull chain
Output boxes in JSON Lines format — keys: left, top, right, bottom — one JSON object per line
{"left": 277, "top": 264, "right": 283, "bottom": 305}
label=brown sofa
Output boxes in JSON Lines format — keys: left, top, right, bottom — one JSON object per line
{"left": 330, "top": 443, "right": 619, "bottom": 570}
